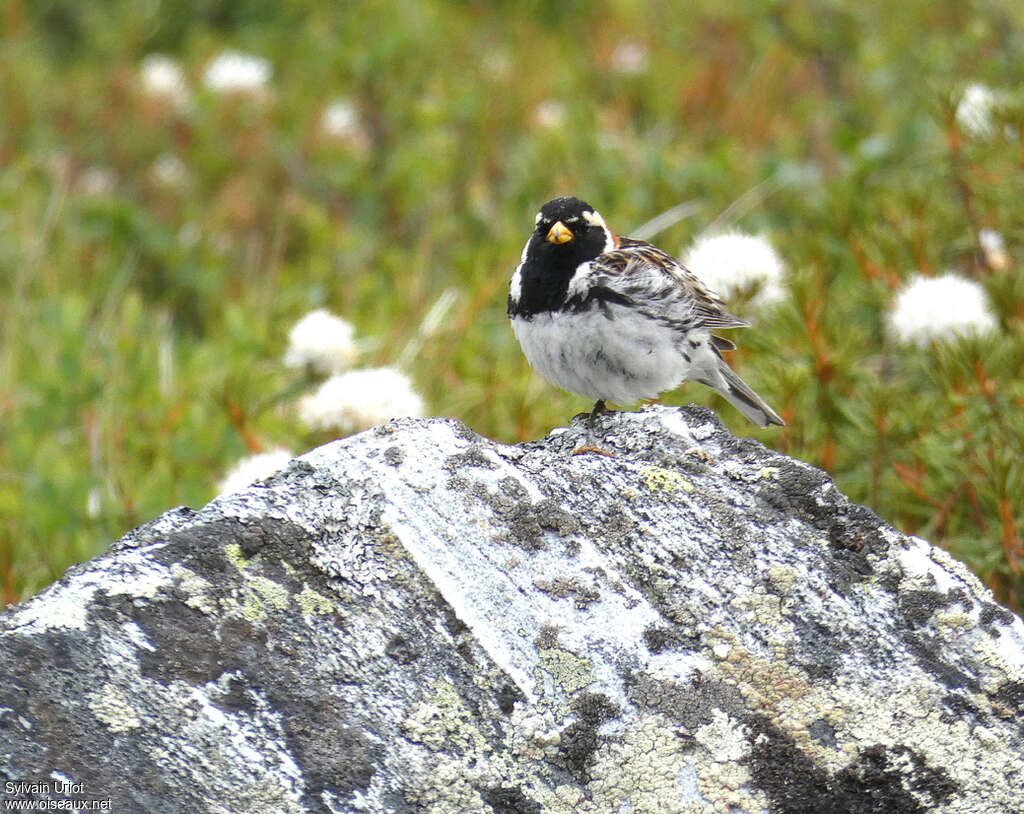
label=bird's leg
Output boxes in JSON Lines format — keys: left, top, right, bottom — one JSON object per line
{"left": 572, "top": 399, "right": 612, "bottom": 424}
{"left": 573, "top": 400, "right": 616, "bottom": 457}
{"left": 587, "top": 399, "right": 608, "bottom": 430}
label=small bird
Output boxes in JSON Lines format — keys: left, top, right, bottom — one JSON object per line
{"left": 508, "top": 196, "right": 784, "bottom": 428}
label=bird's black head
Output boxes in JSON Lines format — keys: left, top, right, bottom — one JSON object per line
{"left": 528, "top": 196, "right": 616, "bottom": 274}
{"left": 532, "top": 197, "right": 614, "bottom": 261}
{"left": 510, "top": 197, "right": 617, "bottom": 317}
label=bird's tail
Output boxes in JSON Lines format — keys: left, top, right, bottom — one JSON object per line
{"left": 699, "top": 360, "right": 785, "bottom": 428}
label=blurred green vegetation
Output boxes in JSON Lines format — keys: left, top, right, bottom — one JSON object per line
{"left": 1, "top": 0, "right": 1022, "bottom": 611}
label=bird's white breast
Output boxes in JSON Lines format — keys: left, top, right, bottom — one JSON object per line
{"left": 511, "top": 306, "right": 697, "bottom": 404}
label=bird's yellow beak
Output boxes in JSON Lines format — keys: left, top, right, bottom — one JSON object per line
{"left": 547, "top": 221, "right": 573, "bottom": 244}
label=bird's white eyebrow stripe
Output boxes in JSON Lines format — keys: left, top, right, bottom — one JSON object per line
{"left": 577, "top": 209, "right": 615, "bottom": 254}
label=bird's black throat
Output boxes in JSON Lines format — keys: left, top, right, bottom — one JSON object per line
{"left": 509, "top": 228, "right": 608, "bottom": 319}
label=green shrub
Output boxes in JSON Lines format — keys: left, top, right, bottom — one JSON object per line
{"left": 1, "top": 0, "right": 1021, "bottom": 611}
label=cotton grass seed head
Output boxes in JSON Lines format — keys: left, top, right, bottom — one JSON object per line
{"left": 319, "top": 99, "right": 370, "bottom": 154}
{"left": 218, "top": 448, "right": 293, "bottom": 496}
{"left": 140, "top": 54, "right": 189, "bottom": 110}
{"left": 203, "top": 51, "right": 272, "bottom": 95}
{"left": 610, "top": 41, "right": 649, "bottom": 75}
{"left": 284, "top": 309, "right": 358, "bottom": 376}
{"left": 956, "top": 83, "right": 996, "bottom": 138}
{"left": 682, "top": 231, "right": 787, "bottom": 309}
{"left": 297, "top": 367, "right": 425, "bottom": 435}
{"left": 78, "top": 167, "right": 117, "bottom": 197}
{"left": 888, "top": 273, "right": 997, "bottom": 347}
{"left": 533, "top": 100, "right": 567, "bottom": 130}
{"left": 321, "top": 99, "right": 360, "bottom": 138}
{"left": 150, "top": 154, "right": 188, "bottom": 188}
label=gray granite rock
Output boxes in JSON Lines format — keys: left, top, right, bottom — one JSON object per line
{"left": 2, "top": 405, "right": 1022, "bottom": 813}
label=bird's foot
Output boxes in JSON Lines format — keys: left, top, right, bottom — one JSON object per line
{"left": 572, "top": 400, "right": 615, "bottom": 425}
{"left": 570, "top": 401, "right": 617, "bottom": 455}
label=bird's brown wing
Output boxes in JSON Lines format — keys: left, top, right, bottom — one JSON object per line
{"left": 582, "top": 237, "right": 750, "bottom": 332}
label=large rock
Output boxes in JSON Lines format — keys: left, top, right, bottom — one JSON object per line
{"left": 1, "top": 406, "right": 1022, "bottom": 813}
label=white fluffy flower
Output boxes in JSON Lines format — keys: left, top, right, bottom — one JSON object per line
{"left": 532, "top": 100, "right": 566, "bottom": 130}
{"left": 297, "top": 367, "right": 425, "bottom": 434}
{"left": 139, "top": 54, "right": 189, "bottom": 109}
{"left": 203, "top": 51, "right": 271, "bottom": 94}
{"left": 888, "top": 273, "right": 997, "bottom": 347}
{"left": 956, "top": 83, "right": 996, "bottom": 138}
{"left": 78, "top": 166, "right": 117, "bottom": 196}
{"left": 218, "top": 448, "right": 293, "bottom": 495}
{"left": 610, "top": 40, "right": 649, "bottom": 75}
{"left": 321, "top": 99, "right": 360, "bottom": 138}
{"left": 150, "top": 154, "right": 188, "bottom": 188}
{"left": 682, "top": 231, "right": 787, "bottom": 308}
{"left": 284, "top": 309, "right": 358, "bottom": 375}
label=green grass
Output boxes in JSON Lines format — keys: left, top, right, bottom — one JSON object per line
{"left": 2, "top": 0, "right": 1023, "bottom": 611}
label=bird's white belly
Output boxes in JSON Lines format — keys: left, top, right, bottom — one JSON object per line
{"left": 511, "top": 307, "right": 691, "bottom": 404}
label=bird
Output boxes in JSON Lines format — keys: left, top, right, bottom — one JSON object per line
{"left": 508, "top": 196, "right": 785, "bottom": 429}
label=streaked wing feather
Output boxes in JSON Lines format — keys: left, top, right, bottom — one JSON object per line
{"left": 586, "top": 238, "right": 749, "bottom": 331}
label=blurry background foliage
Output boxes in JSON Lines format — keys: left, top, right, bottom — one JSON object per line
{"left": 1, "top": 0, "right": 1023, "bottom": 610}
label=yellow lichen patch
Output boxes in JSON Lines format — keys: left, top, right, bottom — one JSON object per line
{"left": 587, "top": 712, "right": 767, "bottom": 813}
{"left": 241, "top": 593, "right": 267, "bottom": 622}
{"left": 537, "top": 647, "right": 593, "bottom": 695}
{"left": 716, "top": 649, "right": 816, "bottom": 730}
{"left": 296, "top": 584, "right": 334, "bottom": 617}
{"left": 235, "top": 575, "right": 291, "bottom": 622}
{"left": 508, "top": 706, "right": 562, "bottom": 760}
{"left": 404, "top": 757, "right": 488, "bottom": 813}
{"left": 587, "top": 715, "right": 689, "bottom": 811}
{"left": 934, "top": 610, "right": 973, "bottom": 635}
{"left": 225, "top": 779, "right": 308, "bottom": 814}
{"left": 694, "top": 710, "right": 763, "bottom": 812}
{"left": 171, "top": 564, "right": 217, "bottom": 615}
{"left": 767, "top": 565, "right": 799, "bottom": 595}
{"left": 695, "top": 708, "right": 749, "bottom": 762}
{"left": 973, "top": 635, "right": 1024, "bottom": 688}
{"left": 403, "top": 677, "right": 487, "bottom": 753}
{"left": 698, "top": 758, "right": 760, "bottom": 812}
{"left": 820, "top": 680, "right": 1024, "bottom": 800}
{"left": 88, "top": 683, "right": 142, "bottom": 733}
{"left": 703, "top": 627, "right": 1024, "bottom": 807}
{"left": 641, "top": 466, "right": 694, "bottom": 495}
{"left": 749, "top": 589, "right": 792, "bottom": 631}
{"left": 224, "top": 542, "right": 255, "bottom": 570}
{"left": 250, "top": 575, "right": 290, "bottom": 610}
{"left": 401, "top": 678, "right": 578, "bottom": 814}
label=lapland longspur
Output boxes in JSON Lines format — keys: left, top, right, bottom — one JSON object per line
{"left": 508, "top": 196, "right": 784, "bottom": 427}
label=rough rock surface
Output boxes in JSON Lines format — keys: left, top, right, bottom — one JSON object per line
{"left": 2, "top": 406, "right": 1023, "bottom": 813}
